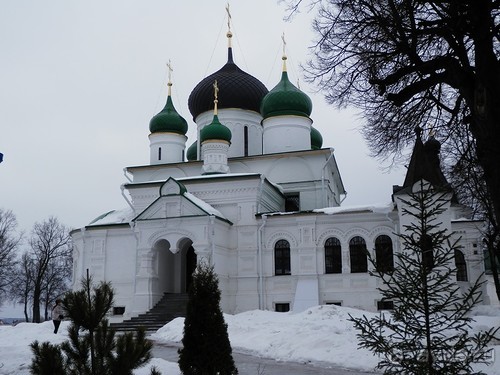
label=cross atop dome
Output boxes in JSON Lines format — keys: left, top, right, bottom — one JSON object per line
{"left": 281, "top": 32, "right": 288, "bottom": 72}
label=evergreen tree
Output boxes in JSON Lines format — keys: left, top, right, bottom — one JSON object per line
{"left": 350, "top": 182, "right": 498, "bottom": 374}
{"left": 178, "top": 262, "right": 238, "bottom": 375}
{"left": 30, "top": 273, "right": 159, "bottom": 375}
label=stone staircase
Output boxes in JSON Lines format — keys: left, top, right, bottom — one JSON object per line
{"left": 110, "top": 293, "right": 188, "bottom": 332}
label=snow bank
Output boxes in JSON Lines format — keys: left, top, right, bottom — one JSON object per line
{"left": 1, "top": 305, "right": 499, "bottom": 374}
{"left": 152, "top": 304, "right": 500, "bottom": 374}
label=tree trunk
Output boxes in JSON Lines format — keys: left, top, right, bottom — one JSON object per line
{"left": 468, "top": 1, "right": 500, "bottom": 301}
{"left": 23, "top": 302, "right": 28, "bottom": 323}
{"left": 32, "top": 284, "right": 41, "bottom": 323}
{"left": 492, "top": 247, "right": 500, "bottom": 302}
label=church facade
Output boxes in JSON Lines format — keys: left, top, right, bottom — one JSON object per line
{"left": 70, "top": 29, "right": 487, "bottom": 321}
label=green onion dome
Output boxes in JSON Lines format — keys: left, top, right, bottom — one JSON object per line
{"left": 200, "top": 115, "right": 232, "bottom": 143}
{"left": 260, "top": 71, "right": 313, "bottom": 119}
{"left": 149, "top": 95, "right": 188, "bottom": 135}
{"left": 188, "top": 48, "right": 268, "bottom": 120}
{"left": 186, "top": 140, "right": 198, "bottom": 161}
{"left": 311, "top": 126, "right": 323, "bottom": 150}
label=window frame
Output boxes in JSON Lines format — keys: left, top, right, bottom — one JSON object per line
{"left": 349, "top": 236, "right": 368, "bottom": 273}
{"left": 325, "top": 237, "right": 342, "bottom": 274}
{"left": 274, "top": 239, "right": 291, "bottom": 276}
{"left": 455, "top": 249, "right": 468, "bottom": 282}
{"left": 375, "top": 235, "right": 394, "bottom": 273}
{"left": 275, "top": 303, "right": 290, "bottom": 312}
{"left": 284, "top": 193, "right": 300, "bottom": 212}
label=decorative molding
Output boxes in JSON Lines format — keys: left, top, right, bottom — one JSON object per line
{"left": 369, "top": 226, "right": 395, "bottom": 239}
{"left": 344, "top": 228, "right": 370, "bottom": 242}
{"left": 316, "top": 228, "right": 346, "bottom": 246}
{"left": 148, "top": 228, "right": 196, "bottom": 247}
{"left": 265, "top": 230, "right": 298, "bottom": 249}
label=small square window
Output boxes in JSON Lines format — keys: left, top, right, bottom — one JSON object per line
{"left": 285, "top": 193, "right": 300, "bottom": 212}
{"left": 113, "top": 306, "right": 125, "bottom": 315}
{"left": 275, "top": 303, "right": 290, "bottom": 312}
{"left": 377, "top": 300, "right": 394, "bottom": 311}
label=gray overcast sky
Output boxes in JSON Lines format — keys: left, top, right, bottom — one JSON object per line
{"left": 0, "top": 0, "right": 406, "bottom": 235}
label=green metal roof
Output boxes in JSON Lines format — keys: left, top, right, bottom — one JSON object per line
{"left": 200, "top": 115, "right": 232, "bottom": 143}
{"left": 260, "top": 71, "right": 312, "bottom": 119}
{"left": 149, "top": 95, "right": 188, "bottom": 135}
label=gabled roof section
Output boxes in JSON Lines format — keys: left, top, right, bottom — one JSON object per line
{"left": 134, "top": 178, "right": 232, "bottom": 224}
{"left": 160, "top": 177, "right": 187, "bottom": 196}
{"left": 394, "top": 127, "right": 451, "bottom": 195}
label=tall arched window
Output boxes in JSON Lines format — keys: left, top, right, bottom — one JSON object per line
{"left": 350, "top": 236, "right": 367, "bottom": 273}
{"left": 375, "top": 235, "right": 394, "bottom": 273}
{"left": 325, "top": 237, "right": 342, "bottom": 274}
{"left": 244, "top": 126, "right": 249, "bottom": 157}
{"left": 275, "top": 240, "right": 291, "bottom": 275}
{"left": 420, "top": 234, "right": 434, "bottom": 271}
{"left": 455, "top": 249, "right": 468, "bottom": 281}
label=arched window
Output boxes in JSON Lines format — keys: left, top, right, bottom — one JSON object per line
{"left": 275, "top": 240, "right": 291, "bottom": 275}
{"left": 158, "top": 147, "right": 162, "bottom": 161}
{"left": 420, "top": 234, "right": 434, "bottom": 271}
{"left": 455, "top": 249, "right": 468, "bottom": 281}
{"left": 325, "top": 237, "right": 342, "bottom": 274}
{"left": 350, "top": 236, "right": 367, "bottom": 273}
{"left": 244, "top": 126, "right": 249, "bottom": 157}
{"left": 375, "top": 235, "right": 394, "bottom": 273}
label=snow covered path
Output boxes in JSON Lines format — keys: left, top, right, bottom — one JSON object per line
{"left": 151, "top": 342, "right": 376, "bottom": 375}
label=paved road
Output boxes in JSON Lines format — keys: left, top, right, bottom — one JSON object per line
{"left": 151, "top": 341, "right": 375, "bottom": 375}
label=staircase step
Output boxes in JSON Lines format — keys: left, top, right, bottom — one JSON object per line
{"left": 110, "top": 293, "right": 188, "bottom": 332}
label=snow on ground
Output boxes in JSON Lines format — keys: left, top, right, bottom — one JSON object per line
{"left": 1, "top": 305, "right": 500, "bottom": 375}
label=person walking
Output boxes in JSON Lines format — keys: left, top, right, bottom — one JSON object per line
{"left": 51, "top": 299, "right": 64, "bottom": 334}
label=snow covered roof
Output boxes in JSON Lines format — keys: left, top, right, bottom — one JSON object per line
{"left": 183, "top": 192, "right": 227, "bottom": 220}
{"left": 313, "top": 202, "right": 394, "bottom": 215}
{"left": 88, "top": 207, "right": 135, "bottom": 226}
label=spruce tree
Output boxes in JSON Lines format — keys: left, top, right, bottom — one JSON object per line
{"left": 30, "top": 273, "right": 159, "bottom": 375}
{"left": 350, "top": 182, "right": 498, "bottom": 374}
{"left": 178, "top": 262, "right": 238, "bottom": 374}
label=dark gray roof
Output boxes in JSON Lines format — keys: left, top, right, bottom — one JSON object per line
{"left": 188, "top": 48, "right": 268, "bottom": 120}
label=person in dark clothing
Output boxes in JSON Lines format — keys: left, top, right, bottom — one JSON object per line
{"left": 51, "top": 299, "right": 64, "bottom": 334}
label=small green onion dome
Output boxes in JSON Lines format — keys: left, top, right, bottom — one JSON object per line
{"left": 311, "top": 126, "right": 323, "bottom": 150}
{"left": 260, "top": 71, "right": 313, "bottom": 119}
{"left": 200, "top": 115, "right": 232, "bottom": 143}
{"left": 186, "top": 140, "right": 198, "bottom": 161}
{"left": 149, "top": 95, "right": 188, "bottom": 135}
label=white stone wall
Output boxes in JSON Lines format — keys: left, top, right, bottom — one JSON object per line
{"left": 195, "top": 109, "right": 263, "bottom": 158}
{"left": 149, "top": 132, "right": 187, "bottom": 165}
{"left": 262, "top": 115, "right": 312, "bottom": 154}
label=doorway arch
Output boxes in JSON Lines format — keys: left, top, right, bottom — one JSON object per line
{"left": 185, "top": 246, "right": 197, "bottom": 292}
{"left": 154, "top": 237, "right": 198, "bottom": 294}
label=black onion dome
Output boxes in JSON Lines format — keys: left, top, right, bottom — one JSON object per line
{"left": 188, "top": 48, "right": 268, "bottom": 120}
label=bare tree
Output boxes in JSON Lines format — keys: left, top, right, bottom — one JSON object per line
{"left": 282, "top": 0, "right": 500, "bottom": 239}
{"left": 10, "top": 252, "right": 35, "bottom": 322}
{"left": 28, "top": 217, "right": 71, "bottom": 323}
{"left": 42, "top": 257, "right": 72, "bottom": 321}
{"left": 0, "top": 208, "right": 22, "bottom": 304}
{"left": 447, "top": 131, "right": 500, "bottom": 301}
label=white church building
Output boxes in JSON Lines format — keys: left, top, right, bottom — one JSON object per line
{"left": 70, "top": 27, "right": 487, "bottom": 321}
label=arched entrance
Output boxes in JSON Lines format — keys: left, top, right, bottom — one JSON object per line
{"left": 154, "top": 237, "right": 198, "bottom": 294}
{"left": 186, "top": 246, "right": 197, "bottom": 292}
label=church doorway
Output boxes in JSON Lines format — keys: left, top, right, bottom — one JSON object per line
{"left": 186, "top": 246, "right": 197, "bottom": 292}
{"left": 154, "top": 238, "right": 197, "bottom": 295}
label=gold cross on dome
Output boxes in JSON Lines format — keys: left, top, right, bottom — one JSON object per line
{"left": 226, "top": 3, "right": 232, "bottom": 32}
{"left": 166, "top": 60, "right": 173, "bottom": 84}
{"left": 281, "top": 32, "right": 287, "bottom": 56}
{"left": 213, "top": 80, "right": 219, "bottom": 100}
